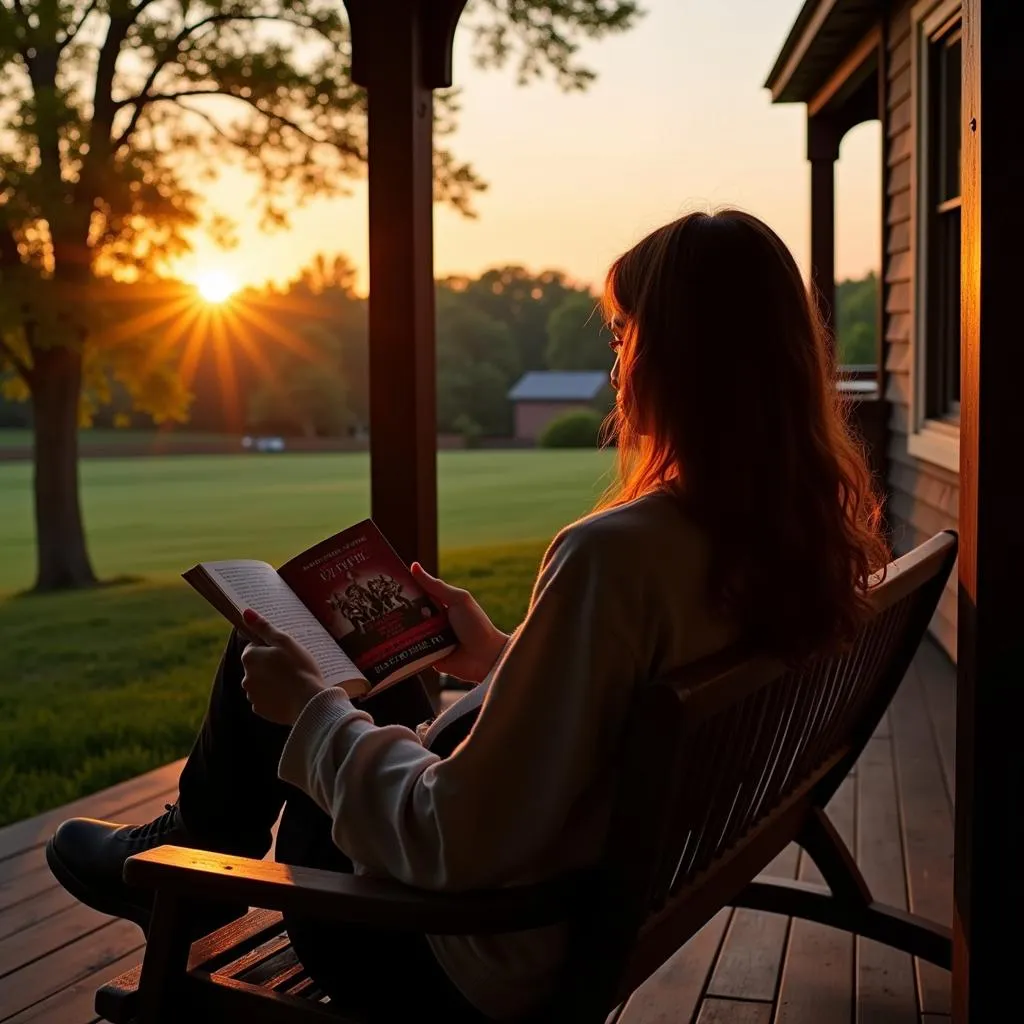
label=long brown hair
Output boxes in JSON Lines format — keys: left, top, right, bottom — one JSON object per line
{"left": 599, "top": 210, "right": 888, "bottom": 660}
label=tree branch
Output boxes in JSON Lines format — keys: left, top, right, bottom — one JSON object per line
{"left": 0, "top": 221, "right": 19, "bottom": 269}
{"left": 112, "top": 13, "right": 316, "bottom": 151}
{"left": 60, "top": 0, "right": 101, "bottom": 48}
{"left": 174, "top": 102, "right": 236, "bottom": 145}
{"left": 9, "top": 0, "right": 35, "bottom": 67}
{"left": 0, "top": 336, "right": 31, "bottom": 383}
{"left": 118, "top": 89, "right": 326, "bottom": 150}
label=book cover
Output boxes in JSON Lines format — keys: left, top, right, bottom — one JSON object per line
{"left": 278, "top": 520, "right": 456, "bottom": 687}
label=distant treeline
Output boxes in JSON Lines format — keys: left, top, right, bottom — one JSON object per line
{"left": 0, "top": 259, "right": 878, "bottom": 439}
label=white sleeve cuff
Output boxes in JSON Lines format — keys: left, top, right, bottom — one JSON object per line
{"left": 278, "top": 686, "right": 370, "bottom": 791}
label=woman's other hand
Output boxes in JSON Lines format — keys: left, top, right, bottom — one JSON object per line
{"left": 240, "top": 609, "right": 330, "bottom": 725}
{"left": 411, "top": 563, "right": 509, "bottom": 683}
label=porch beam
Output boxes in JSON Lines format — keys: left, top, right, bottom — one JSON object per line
{"left": 954, "top": 1, "right": 1024, "bottom": 1019}
{"left": 344, "top": 0, "right": 467, "bottom": 573}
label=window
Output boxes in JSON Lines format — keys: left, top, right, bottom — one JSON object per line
{"left": 910, "top": 0, "right": 962, "bottom": 472}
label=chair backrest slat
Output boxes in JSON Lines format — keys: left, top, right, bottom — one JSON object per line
{"left": 557, "top": 531, "right": 958, "bottom": 1018}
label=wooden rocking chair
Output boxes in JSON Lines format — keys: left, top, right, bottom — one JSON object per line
{"left": 96, "top": 530, "right": 958, "bottom": 1023}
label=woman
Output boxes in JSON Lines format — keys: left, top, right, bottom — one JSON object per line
{"left": 46, "top": 210, "right": 886, "bottom": 1020}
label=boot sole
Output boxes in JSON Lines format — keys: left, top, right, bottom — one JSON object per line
{"left": 45, "top": 837, "right": 152, "bottom": 932}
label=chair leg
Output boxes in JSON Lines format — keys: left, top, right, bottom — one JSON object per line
{"left": 135, "top": 892, "right": 198, "bottom": 1023}
{"left": 797, "top": 805, "right": 872, "bottom": 906}
{"left": 733, "top": 877, "right": 952, "bottom": 969}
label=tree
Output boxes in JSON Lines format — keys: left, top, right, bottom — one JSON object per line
{"left": 0, "top": 0, "right": 641, "bottom": 591}
{"left": 244, "top": 252, "right": 368, "bottom": 437}
{"left": 545, "top": 290, "right": 610, "bottom": 371}
{"left": 436, "top": 289, "right": 520, "bottom": 437}
{"left": 441, "top": 266, "right": 592, "bottom": 372}
{"left": 835, "top": 272, "right": 879, "bottom": 366}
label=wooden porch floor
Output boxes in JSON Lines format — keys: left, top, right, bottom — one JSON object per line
{"left": 0, "top": 641, "right": 954, "bottom": 1023}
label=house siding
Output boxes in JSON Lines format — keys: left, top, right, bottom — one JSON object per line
{"left": 883, "top": 0, "right": 959, "bottom": 659}
{"left": 514, "top": 401, "right": 594, "bottom": 442}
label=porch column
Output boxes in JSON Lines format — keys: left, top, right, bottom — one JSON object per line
{"left": 954, "top": 1, "right": 1024, "bottom": 1019}
{"left": 344, "top": 0, "right": 467, "bottom": 573}
{"left": 807, "top": 114, "right": 839, "bottom": 343}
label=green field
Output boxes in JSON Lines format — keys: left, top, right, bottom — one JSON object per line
{"left": 0, "top": 450, "right": 614, "bottom": 826}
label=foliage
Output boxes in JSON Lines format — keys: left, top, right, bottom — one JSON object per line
{"left": 436, "top": 286, "right": 520, "bottom": 436}
{"left": 452, "top": 412, "right": 483, "bottom": 448}
{"left": 545, "top": 290, "right": 610, "bottom": 371}
{"left": 539, "top": 407, "right": 603, "bottom": 448}
{"left": 245, "top": 256, "right": 367, "bottom": 437}
{"left": 835, "top": 272, "right": 879, "bottom": 366}
{"left": 439, "top": 266, "right": 592, "bottom": 371}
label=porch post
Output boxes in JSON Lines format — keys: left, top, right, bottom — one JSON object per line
{"left": 807, "top": 115, "right": 839, "bottom": 343}
{"left": 954, "top": 1, "right": 1024, "bottom": 1019}
{"left": 344, "top": 0, "right": 466, "bottom": 573}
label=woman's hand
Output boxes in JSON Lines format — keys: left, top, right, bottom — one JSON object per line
{"left": 411, "top": 563, "right": 509, "bottom": 684}
{"left": 239, "top": 609, "right": 329, "bottom": 725}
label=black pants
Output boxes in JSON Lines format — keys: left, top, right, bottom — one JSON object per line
{"left": 177, "top": 629, "right": 479, "bottom": 1019}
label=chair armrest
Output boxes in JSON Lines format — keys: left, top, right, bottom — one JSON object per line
{"left": 124, "top": 846, "right": 583, "bottom": 934}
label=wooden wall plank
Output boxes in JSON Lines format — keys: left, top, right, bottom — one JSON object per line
{"left": 886, "top": 344, "right": 911, "bottom": 374}
{"left": 886, "top": 250, "right": 912, "bottom": 283}
{"left": 888, "top": 2, "right": 913, "bottom": 54}
{"left": 886, "top": 282, "right": 912, "bottom": 314}
{"left": 888, "top": 97, "right": 911, "bottom": 137}
{"left": 887, "top": 217, "right": 911, "bottom": 252}
{"left": 886, "top": 313, "right": 911, "bottom": 343}
{"left": 887, "top": 190, "right": 912, "bottom": 225}
{"left": 888, "top": 159, "right": 912, "bottom": 196}
{"left": 889, "top": 65, "right": 912, "bottom": 108}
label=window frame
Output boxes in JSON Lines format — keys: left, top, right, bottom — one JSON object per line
{"left": 909, "top": 0, "right": 963, "bottom": 474}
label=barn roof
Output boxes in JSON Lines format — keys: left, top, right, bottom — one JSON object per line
{"left": 507, "top": 371, "right": 608, "bottom": 402}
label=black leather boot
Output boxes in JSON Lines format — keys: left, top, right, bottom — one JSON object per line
{"left": 45, "top": 803, "right": 245, "bottom": 933}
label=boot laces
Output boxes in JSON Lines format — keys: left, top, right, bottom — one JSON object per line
{"left": 124, "top": 804, "right": 180, "bottom": 849}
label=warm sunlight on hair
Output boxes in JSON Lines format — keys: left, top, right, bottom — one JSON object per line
{"left": 194, "top": 269, "right": 238, "bottom": 305}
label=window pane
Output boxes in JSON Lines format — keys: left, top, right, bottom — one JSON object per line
{"left": 925, "top": 20, "right": 963, "bottom": 422}
{"left": 944, "top": 207, "right": 961, "bottom": 408}
{"left": 943, "top": 38, "right": 962, "bottom": 202}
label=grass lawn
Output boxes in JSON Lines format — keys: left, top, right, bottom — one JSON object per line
{"left": 0, "top": 449, "right": 613, "bottom": 827}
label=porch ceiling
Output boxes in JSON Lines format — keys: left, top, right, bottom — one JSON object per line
{"left": 766, "top": 0, "right": 881, "bottom": 103}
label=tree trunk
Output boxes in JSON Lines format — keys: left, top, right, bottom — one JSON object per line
{"left": 30, "top": 345, "right": 97, "bottom": 590}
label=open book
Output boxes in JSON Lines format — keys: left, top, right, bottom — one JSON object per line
{"left": 183, "top": 520, "right": 457, "bottom": 699}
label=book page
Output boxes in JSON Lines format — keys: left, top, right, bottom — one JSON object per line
{"left": 201, "top": 560, "right": 367, "bottom": 693}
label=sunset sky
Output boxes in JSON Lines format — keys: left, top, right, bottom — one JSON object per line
{"left": 174, "top": 0, "right": 882, "bottom": 295}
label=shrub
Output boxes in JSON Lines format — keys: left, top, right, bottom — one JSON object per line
{"left": 453, "top": 413, "right": 483, "bottom": 449}
{"left": 538, "top": 409, "right": 603, "bottom": 449}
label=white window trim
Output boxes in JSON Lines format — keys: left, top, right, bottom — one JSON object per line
{"left": 907, "top": 0, "right": 961, "bottom": 475}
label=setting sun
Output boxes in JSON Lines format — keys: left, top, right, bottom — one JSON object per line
{"left": 194, "top": 269, "right": 238, "bottom": 305}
